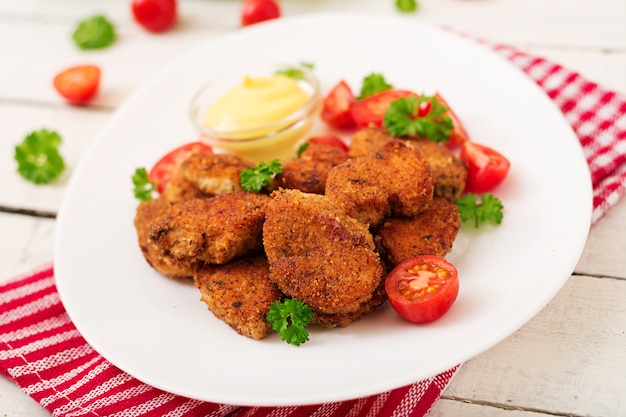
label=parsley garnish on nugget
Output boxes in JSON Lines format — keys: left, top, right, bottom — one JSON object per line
{"left": 240, "top": 159, "right": 283, "bottom": 192}
{"left": 383, "top": 95, "right": 453, "bottom": 143}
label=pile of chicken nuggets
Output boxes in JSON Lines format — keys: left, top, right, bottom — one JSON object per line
{"left": 134, "top": 127, "right": 466, "bottom": 340}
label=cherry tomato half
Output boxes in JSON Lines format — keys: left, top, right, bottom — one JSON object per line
{"left": 53, "top": 65, "right": 101, "bottom": 105}
{"left": 385, "top": 255, "right": 459, "bottom": 323}
{"left": 131, "top": 0, "right": 177, "bottom": 33}
{"left": 350, "top": 89, "right": 418, "bottom": 128}
{"left": 320, "top": 80, "right": 357, "bottom": 130}
{"left": 435, "top": 93, "right": 470, "bottom": 149}
{"left": 148, "top": 142, "right": 213, "bottom": 193}
{"left": 460, "top": 141, "right": 510, "bottom": 193}
{"left": 308, "top": 135, "right": 349, "bottom": 152}
{"left": 240, "top": 0, "right": 281, "bottom": 26}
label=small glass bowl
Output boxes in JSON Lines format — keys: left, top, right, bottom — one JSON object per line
{"left": 189, "top": 62, "right": 321, "bottom": 163}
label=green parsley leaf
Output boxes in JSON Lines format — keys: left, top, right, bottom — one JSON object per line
{"left": 455, "top": 193, "right": 504, "bottom": 228}
{"left": 383, "top": 95, "right": 453, "bottom": 144}
{"left": 240, "top": 159, "right": 283, "bottom": 192}
{"left": 132, "top": 167, "right": 157, "bottom": 201}
{"left": 358, "top": 73, "right": 393, "bottom": 99}
{"left": 266, "top": 299, "right": 313, "bottom": 346}
{"left": 72, "top": 15, "right": 116, "bottom": 50}
{"left": 296, "top": 142, "right": 310, "bottom": 158}
{"left": 395, "top": 0, "right": 418, "bottom": 13}
{"left": 14, "top": 129, "right": 66, "bottom": 185}
{"left": 276, "top": 62, "right": 315, "bottom": 80}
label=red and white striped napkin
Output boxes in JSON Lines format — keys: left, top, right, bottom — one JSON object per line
{"left": 1, "top": 41, "right": 625, "bottom": 417}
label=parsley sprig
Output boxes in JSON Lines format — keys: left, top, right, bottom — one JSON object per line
{"left": 14, "top": 129, "right": 66, "bottom": 185}
{"left": 267, "top": 299, "right": 313, "bottom": 346}
{"left": 455, "top": 193, "right": 504, "bottom": 228}
{"left": 240, "top": 160, "right": 283, "bottom": 192}
{"left": 358, "top": 73, "right": 393, "bottom": 99}
{"left": 72, "top": 15, "right": 116, "bottom": 50}
{"left": 276, "top": 62, "right": 315, "bottom": 80}
{"left": 395, "top": 0, "right": 418, "bottom": 13}
{"left": 383, "top": 95, "right": 453, "bottom": 143}
{"left": 132, "top": 167, "right": 157, "bottom": 201}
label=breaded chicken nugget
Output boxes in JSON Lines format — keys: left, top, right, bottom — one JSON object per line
{"left": 348, "top": 127, "right": 395, "bottom": 158}
{"left": 161, "top": 176, "right": 209, "bottom": 204}
{"left": 263, "top": 189, "right": 384, "bottom": 315}
{"left": 325, "top": 140, "right": 434, "bottom": 227}
{"left": 180, "top": 152, "right": 251, "bottom": 196}
{"left": 311, "top": 280, "right": 386, "bottom": 328}
{"left": 149, "top": 192, "right": 268, "bottom": 267}
{"left": 276, "top": 142, "right": 348, "bottom": 194}
{"left": 194, "top": 255, "right": 282, "bottom": 340}
{"left": 407, "top": 138, "right": 467, "bottom": 201}
{"left": 134, "top": 197, "right": 197, "bottom": 279}
{"left": 376, "top": 197, "right": 461, "bottom": 268}
{"left": 350, "top": 128, "right": 467, "bottom": 202}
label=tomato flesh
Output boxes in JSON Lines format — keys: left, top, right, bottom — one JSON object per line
{"left": 240, "top": 0, "right": 281, "bottom": 26}
{"left": 307, "top": 135, "right": 349, "bottom": 152}
{"left": 53, "top": 65, "right": 100, "bottom": 105}
{"left": 350, "top": 89, "right": 418, "bottom": 128}
{"left": 434, "top": 93, "right": 470, "bottom": 148}
{"left": 131, "top": 0, "right": 177, "bottom": 33}
{"left": 460, "top": 141, "right": 510, "bottom": 193}
{"left": 321, "top": 80, "right": 356, "bottom": 130}
{"left": 148, "top": 142, "right": 213, "bottom": 193}
{"left": 385, "top": 255, "right": 459, "bottom": 323}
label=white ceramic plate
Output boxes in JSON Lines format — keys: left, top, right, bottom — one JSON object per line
{"left": 55, "top": 13, "right": 592, "bottom": 406}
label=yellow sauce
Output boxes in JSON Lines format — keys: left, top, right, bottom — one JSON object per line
{"left": 200, "top": 73, "right": 318, "bottom": 163}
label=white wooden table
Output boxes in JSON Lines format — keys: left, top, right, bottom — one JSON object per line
{"left": 1, "top": 1, "right": 625, "bottom": 416}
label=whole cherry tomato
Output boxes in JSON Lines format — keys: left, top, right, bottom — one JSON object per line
{"left": 240, "top": 0, "right": 281, "bottom": 26}
{"left": 460, "top": 141, "right": 510, "bottom": 193}
{"left": 53, "top": 65, "right": 101, "bottom": 105}
{"left": 131, "top": 0, "right": 177, "bottom": 33}
{"left": 320, "top": 80, "right": 356, "bottom": 130}
{"left": 350, "top": 89, "right": 418, "bottom": 128}
{"left": 385, "top": 255, "right": 459, "bottom": 323}
{"left": 148, "top": 142, "right": 213, "bottom": 193}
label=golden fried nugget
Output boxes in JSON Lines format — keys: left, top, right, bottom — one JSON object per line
{"left": 407, "top": 138, "right": 467, "bottom": 201}
{"left": 325, "top": 140, "right": 434, "bottom": 227}
{"left": 263, "top": 189, "right": 384, "bottom": 315}
{"left": 311, "top": 281, "right": 387, "bottom": 328}
{"left": 276, "top": 142, "right": 348, "bottom": 194}
{"left": 194, "top": 255, "right": 282, "bottom": 340}
{"left": 348, "top": 127, "right": 395, "bottom": 158}
{"left": 161, "top": 176, "right": 209, "bottom": 204}
{"left": 149, "top": 192, "right": 268, "bottom": 267}
{"left": 376, "top": 197, "right": 461, "bottom": 268}
{"left": 180, "top": 153, "right": 251, "bottom": 196}
{"left": 134, "top": 197, "right": 197, "bottom": 279}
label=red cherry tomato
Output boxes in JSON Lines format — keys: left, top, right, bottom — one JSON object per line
{"left": 460, "top": 141, "right": 510, "bottom": 193}
{"left": 131, "top": 0, "right": 177, "bottom": 33}
{"left": 148, "top": 142, "right": 213, "bottom": 193}
{"left": 308, "top": 135, "right": 349, "bottom": 152}
{"left": 53, "top": 65, "right": 100, "bottom": 105}
{"left": 240, "top": 0, "right": 281, "bottom": 26}
{"left": 385, "top": 255, "right": 459, "bottom": 323}
{"left": 320, "top": 80, "right": 357, "bottom": 130}
{"left": 350, "top": 89, "right": 418, "bottom": 128}
{"left": 435, "top": 93, "right": 470, "bottom": 149}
